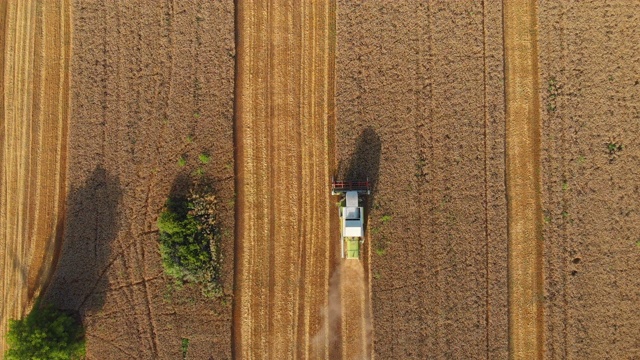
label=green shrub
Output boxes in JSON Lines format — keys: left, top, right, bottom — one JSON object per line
{"left": 157, "top": 185, "right": 223, "bottom": 297}
{"left": 4, "top": 302, "right": 85, "bottom": 360}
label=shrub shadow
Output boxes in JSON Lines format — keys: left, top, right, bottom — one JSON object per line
{"left": 167, "top": 172, "right": 193, "bottom": 202}
{"left": 43, "top": 166, "right": 122, "bottom": 316}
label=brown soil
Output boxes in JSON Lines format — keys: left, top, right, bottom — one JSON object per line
{"left": 3, "top": 1, "right": 637, "bottom": 359}
{"left": 504, "top": 1, "right": 544, "bottom": 359}
{"left": 41, "top": 1, "right": 236, "bottom": 359}
{"left": 538, "top": 2, "right": 640, "bottom": 359}
{"left": 336, "top": 1, "right": 509, "bottom": 358}
{"left": 0, "top": 0, "right": 70, "bottom": 354}
{"left": 234, "top": 1, "right": 372, "bottom": 358}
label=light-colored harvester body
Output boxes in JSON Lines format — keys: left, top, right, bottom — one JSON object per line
{"left": 331, "top": 179, "right": 370, "bottom": 259}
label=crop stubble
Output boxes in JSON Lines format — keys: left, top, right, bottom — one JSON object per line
{"left": 538, "top": 2, "right": 640, "bottom": 359}
{"left": 235, "top": 1, "right": 374, "bottom": 358}
{"left": 41, "top": 1, "right": 235, "bottom": 358}
{"left": 0, "top": 0, "right": 70, "bottom": 354}
{"left": 504, "top": 1, "right": 544, "bottom": 359}
{"left": 336, "top": 1, "right": 508, "bottom": 358}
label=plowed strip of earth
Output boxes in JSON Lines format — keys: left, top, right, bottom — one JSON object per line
{"left": 0, "top": 0, "right": 70, "bottom": 354}
{"left": 234, "top": 1, "right": 370, "bottom": 358}
{"left": 504, "top": 1, "right": 543, "bottom": 359}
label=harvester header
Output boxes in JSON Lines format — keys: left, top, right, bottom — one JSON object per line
{"left": 331, "top": 179, "right": 371, "bottom": 195}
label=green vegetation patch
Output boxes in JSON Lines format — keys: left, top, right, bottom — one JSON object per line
{"left": 4, "top": 301, "right": 85, "bottom": 360}
{"left": 192, "top": 167, "right": 205, "bottom": 177}
{"left": 181, "top": 338, "right": 190, "bottom": 359}
{"left": 157, "top": 184, "right": 223, "bottom": 298}
{"left": 607, "top": 141, "right": 623, "bottom": 155}
{"left": 198, "top": 153, "right": 211, "bottom": 164}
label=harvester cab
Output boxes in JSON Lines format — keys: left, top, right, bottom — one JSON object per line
{"left": 331, "top": 178, "right": 370, "bottom": 259}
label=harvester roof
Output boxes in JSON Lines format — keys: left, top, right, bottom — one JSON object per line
{"left": 343, "top": 220, "right": 363, "bottom": 237}
{"left": 346, "top": 191, "right": 358, "bottom": 207}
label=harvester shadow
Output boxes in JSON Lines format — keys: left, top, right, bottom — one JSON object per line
{"left": 43, "top": 165, "right": 122, "bottom": 318}
{"left": 337, "top": 126, "right": 382, "bottom": 222}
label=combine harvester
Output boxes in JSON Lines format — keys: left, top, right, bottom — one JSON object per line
{"left": 331, "top": 178, "right": 370, "bottom": 259}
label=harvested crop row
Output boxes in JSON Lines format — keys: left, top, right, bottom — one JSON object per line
{"left": 504, "top": 1, "right": 543, "bottom": 358}
{"left": 0, "top": 0, "right": 70, "bottom": 354}
{"left": 539, "top": 2, "right": 640, "bottom": 359}
{"left": 233, "top": 0, "right": 373, "bottom": 358}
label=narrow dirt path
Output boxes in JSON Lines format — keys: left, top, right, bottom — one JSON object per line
{"left": 0, "top": 0, "right": 70, "bottom": 354}
{"left": 340, "top": 260, "right": 371, "bottom": 359}
{"left": 504, "top": 1, "right": 543, "bottom": 359}
{"left": 235, "top": 1, "right": 372, "bottom": 358}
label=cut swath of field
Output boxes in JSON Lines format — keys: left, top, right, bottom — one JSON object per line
{"left": 0, "top": 0, "right": 70, "bottom": 354}
{"left": 504, "top": 1, "right": 543, "bottom": 359}
{"left": 234, "top": 0, "right": 372, "bottom": 358}
{"left": 539, "top": 2, "right": 640, "bottom": 359}
{"left": 339, "top": 260, "right": 371, "bottom": 359}
{"left": 233, "top": 0, "right": 335, "bottom": 357}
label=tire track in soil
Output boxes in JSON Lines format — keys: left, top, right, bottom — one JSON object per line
{"left": 115, "top": 3, "right": 161, "bottom": 356}
{"left": 503, "top": 1, "right": 543, "bottom": 359}
{"left": 127, "top": 6, "right": 160, "bottom": 355}
{"left": 481, "top": 1, "right": 492, "bottom": 356}
{"left": 0, "top": 0, "right": 70, "bottom": 354}
{"left": 235, "top": 1, "right": 372, "bottom": 358}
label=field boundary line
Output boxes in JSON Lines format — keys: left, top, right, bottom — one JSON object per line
{"left": 503, "top": 1, "right": 544, "bottom": 359}
{"left": 481, "top": 1, "right": 490, "bottom": 358}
